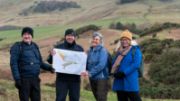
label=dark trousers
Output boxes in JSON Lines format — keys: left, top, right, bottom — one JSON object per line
{"left": 18, "top": 77, "right": 40, "bottom": 101}
{"left": 56, "top": 79, "right": 80, "bottom": 101}
{"left": 117, "top": 91, "right": 142, "bottom": 101}
{"left": 90, "top": 79, "right": 108, "bottom": 101}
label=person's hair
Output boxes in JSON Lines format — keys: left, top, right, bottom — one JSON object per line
{"left": 21, "top": 27, "right": 34, "bottom": 38}
{"left": 65, "top": 28, "right": 76, "bottom": 36}
{"left": 92, "top": 31, "right": 104, "bottom": 46}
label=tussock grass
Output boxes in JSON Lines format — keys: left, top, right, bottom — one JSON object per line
{"left": 0, "top": 79, "right": 179, "bottom": 101}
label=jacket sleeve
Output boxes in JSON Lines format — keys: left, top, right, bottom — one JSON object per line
{"left": 89, "top": 48, "right": 108, "bottom": 77}
{"left": 33, "top": 43, "right": 53, "bottom": 71}
{"left": 10, "top": 44, "right": 21, "bottom": 81}
{"left": 47, "top": 54, "right": 53, "bottom": 64}
{"left": 123, "top": 47, "right": 142, "bottom": 76}
{"left": 46, "top": 44, "right": 60, "bottom": 64}
{"left": 40, "top": 62, "right": 53, "bottom": 71}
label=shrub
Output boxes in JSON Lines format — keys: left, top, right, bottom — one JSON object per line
{"left": 140, "top": 39, "right": 162, "bottom": 62}
{"left": 140, "top": 22, "right": 180, "bottom": 37}
{"left": 116, "top": 0, "right": 138, "bottom": 4}
{"left": 170, "top": 40, "right": 180, "bottom": 48}
{"left": 109, "top": 22, "right": 180, "bottom": 37}
{"left": 161, "top": 39, "right": 174, "bottom": 48}
{"left": 0, "top": 25, "right": 21, "bottom": 31}
{"left": 20, "top": 1, "right": 81, "bottom": 15}
{"left": 159, "top": 0, "right": 174, "bottom": 2}
{"left": 141, "top": 85, "right": 180, "bottom": 99}
{"left": 0, "top": 38, "right": 4, "bottom": 42}
{"left": 143, "top": 49, "right": 180, "bottom": 98}
{"left": 116, "top": 22, "right": 124, "bottom": 29}
{"left": 109, "top": 23, "right": 117, "bottom": 29}
{"left": 149, "top": 49, "right": 180, "bottom": 86}
{"left": 33, "top": 1, "right": 80, "bottom": 13}
{"left": 109, "top": 22, "right": 141, "bottom": 34}
{"left": 139, "top": 38, "right": 180, "bottom": 99}
{"left": 75, "top": 25, "right": 100, "bottom": 37}
{"left": 143, "top": 53, "right": 154, "bottom": 62}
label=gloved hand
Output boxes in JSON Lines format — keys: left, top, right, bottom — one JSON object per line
{"left": 114, "top": 72, "right": 125, "bottom": 79}
{"left": 15, "top": 80, "right": 21, "bottom": 89}
{"left": 50, "top": 67, "right": 55, "bottom": 73}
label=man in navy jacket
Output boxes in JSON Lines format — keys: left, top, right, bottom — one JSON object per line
{"left": 10, "top": 27, "right": 54, "bottom": 101}
{"left": 47, "top": 29, "right": 84, "bottom": 101}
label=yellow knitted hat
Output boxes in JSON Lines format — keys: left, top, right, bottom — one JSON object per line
{"left": 120, "top": 30, "right": 132, "bottom": 40}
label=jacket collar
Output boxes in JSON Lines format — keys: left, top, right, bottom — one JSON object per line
{"left": 21, "top": 41, "right": 33, "bottom": 46}
{"left": 64, "top": 40, "right": 76, "bottom": 48}
{"left": 90, "top": 45, "right": 103, "bottom": 52}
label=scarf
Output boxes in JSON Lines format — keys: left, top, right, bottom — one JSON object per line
{"left": 111, "top": 46, "right": 132, "bottom": 73}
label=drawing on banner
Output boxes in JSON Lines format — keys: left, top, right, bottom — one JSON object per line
{"left": 53, "top": 48, "right": 87, "bottom": 75}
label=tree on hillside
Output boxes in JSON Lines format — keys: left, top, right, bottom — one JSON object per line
{"left": 33, "top": 1, "right": 80, "bottom": 13}
{"left": 19, "top": 1, "right": 81, "bottom": 15}
{"left": 116, "top": 22, "right": 124, "bottom": 29}
{"left": 75, "top": 25, "right": 100, "bottom": 37}
{"left": 117, "top": 0, "right": 138, "bottom": 4}
{"left": 159, "top": 0, "right": 174, "bottom": 2}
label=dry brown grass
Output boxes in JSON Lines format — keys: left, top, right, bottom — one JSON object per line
{"left": 1, "top": 0, "right": 180, "bottom": 27}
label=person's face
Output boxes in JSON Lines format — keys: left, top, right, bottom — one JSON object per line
{"left": 120, "top": 37, "right": 131, "bottom": 48}
{"left": 91, "top": 36, "right": 101, "bottom": 47}
{"left": 22, "top": 33, "right": 32, "bottom": 44}
{"left": 65, "top": 34, "right": 75, "bottom": 44}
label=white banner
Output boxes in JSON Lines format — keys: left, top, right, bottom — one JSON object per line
{"left": 53, "top": 48, "right": 87, "bottom": 75}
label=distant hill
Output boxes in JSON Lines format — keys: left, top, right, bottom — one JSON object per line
{"left": 0, "top": 0, "right": 180, "bottom": 27}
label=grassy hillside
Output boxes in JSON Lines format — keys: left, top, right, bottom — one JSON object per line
{"left": 0, "top": 79, "right": 179, "bottom": 101}
{"left": 0, "top": 25, "right": 65, "bottom": 48}
{"left": 0, "top": 0, "right": 180, "bottom": 100}
{"left": 0, "top": 0, "right": 180, "bottom": 27}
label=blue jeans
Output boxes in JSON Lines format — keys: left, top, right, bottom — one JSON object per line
{"left": 56, "top": 79, "right": 80, "bottom": 101}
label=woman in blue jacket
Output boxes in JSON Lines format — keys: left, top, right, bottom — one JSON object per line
{"left": 112, "top": 30, "right": 142, "bottom": 101}
{"left": 84, "top": 32, "right": 109, "bottom": 101}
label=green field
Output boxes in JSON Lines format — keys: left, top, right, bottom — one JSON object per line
{"left": 0, "top": 25, "right": 64, "bottom": 48}
{"left": 0, "top": 18, "right": 139, "bottom": 48}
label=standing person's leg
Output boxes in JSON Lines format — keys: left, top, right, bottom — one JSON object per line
{"left": 127, "top": 92, "right": 142, "bottom": 101}
{"left": 117, "top": 91, "right": 128, "bottom": 101}
{"left": 19, "top": 78, "right": 31, "bottom": 101}
{"left": 69, "top": 81, "right": 80, "bottom": 101}
{"left": 56, "top": 79, "right": 68, "bottom": 101}
{"left": 18, "top": 88, "right": 23, "bottom": 101}
{"left": 90, "top": 79, "right": 98, "bottom": 100}
{"left": 30, "top": 78, "right": 41, "bottom": 101}
{"left": 96, "top": 79, "right": 108, "bottom": 101}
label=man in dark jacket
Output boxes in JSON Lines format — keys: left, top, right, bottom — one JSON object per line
{"left": 47, "top": 29, "right": 84, "bottom": 101}
{"left": 10, "top": 27, "right": 54, "bottom": 101}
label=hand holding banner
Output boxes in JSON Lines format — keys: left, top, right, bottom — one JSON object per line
{"left": 53, "top": 49, "right": 87, "bottom": 75}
